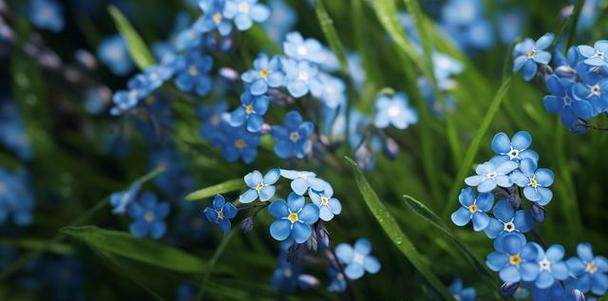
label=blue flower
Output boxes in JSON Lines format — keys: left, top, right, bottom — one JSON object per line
{"left": 271, "top": 111, "right": 314, "bottom": 159}
{"left": 512, "top": 33, "right": 554, "bottom": 81}
{"left": 197, "top": 0, "right": 232, "bottom": 36}
{"left": 109, "top": 183, "right": 141, "bottom": 215}
{"left": 263, "top": 0, "right": 297, "bottom": 43}
{"left": 220, "top": 124, "right": 261, "bottom": 163}
{"left": 433, "top": 52, "right": 464, "bottom": 86}
{"left": 203, "top": 194, "right": 238, "bottom": 233}
{"left": 279, "top": 169, "right": 327, "bottom": 195}
{"left": 335, "top": 238, "right": 381, "bottom": 280}
{"left": 239, "top": 168, "right": 280, "bottom": 203}
{"left": 175, "top": 26, "right": 204, "bottom": 51}
{"left": 543, "top": 74, "right": 594, "bottom": 131}
{"left": 327, "top": 267, "right": 347, "bottom": 292}
{"left": 0, "top": 168, "right": 35, "bottom": 226}
{"left": 28, "top": 0, "right": 64, "bottom": 32}
{"left": 270, "top": 253, "right": 302, "bottom": 292}
{"left": 283, "top": 32, "right": 327, "bottom": 64}
{"left": 128, "top": 193, "right": 170, "bottom": 239}
{"left": 451, "top": 187, "right": 494, "bottom": 231}
{"left": 197, "top": 101, "right": 229, "bottom": 144}
{"left": 510, "top": 158, "right": 554, "bottom": 205}
{"left": 526, "top": 244, "right": 570, "bottom": 289}
{"left": 373, "top": 93, "right": 418, "bottom": 130}
{"left": 566, "top": 243, "right": 608, "bottom": 295}
{"left": 572, "top": 67, "right": 608, "bottom": 115}
{"left": 484, "top": 199, "right": 533, "bottom": 239}
{"left": 223, "top": 0, "right": 270, "bottom": 31}
{"left": 465, "top": 159, "right": 518, "bottom": 192}
{"left": 280, "top": 58, "right": 323, "bottom": 98}
{"left": 486, "top": 233, "right": 541, "bottom": 283}
{"left": 229, "top": 90, "right": 269, "bottom": 132}
{"left": 241, "top": 53, "right": 284, "bottom": 95}
{"left": 439, "top": 0, "right": 494, "bottom": 51}
{"left": 97, "top": 35, "right": 133, "bottom": 76}
{"left": 309, "top": 184, "right": 342, "bottom": 222}
{"left": 317, "top": 73, "right": 346, "bottom": 109}
{"left": 268, "top": 193, "right": 319, "bottom": 243}
{"left": 448, "top": 278, "right": 476, "bottom": 301}
{"left": 491, "top": 131, "right": 538, "bottom": 162}
{"left": 497, "top": 10, "right": 525, "bottom": 44}
{"left": 174, "top": 51, "right": 213, "bottom": 96}
{"left": 577, "top": 40, "right": 608, "bottom": 66}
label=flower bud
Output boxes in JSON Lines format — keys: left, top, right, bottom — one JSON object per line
{"left": 383, "top": 137, "right": 399, "bottom": 160}
{"left": 529, "top": 203, "right": 545, "bottom": 223}
{"left": 571, "top": 289, "right": 585, "bottom": 301}
{"left": 500, "top": 282, "right": 519, "bottom": 297}
{"left": 316, "top": 223, "right": 330, "bottom": 249}
{"left": 240, "top": 217, "right": 254, "bottom": 233}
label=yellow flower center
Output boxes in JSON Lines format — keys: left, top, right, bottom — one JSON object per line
{"left": 287, "top": 212, "right": 299, "bottom": 223}
{"left": 234, "top": 139, "right": 246, "bottom": 149}
{"left": 468, "top": 204, "right": 478, "bottom": 214}
{"left": 255, "top": 183, "right": 265, "bottom": 191}
{"left": 212, "top": 12, "right": 222, "bottom": 24}
{"left": 586, "top": 262, "right": 598, "bottom": 274}
{"left": 210, "top": 114, "right": 221, "bottom": 125}
{"left": 245, "top": 104, "right": 254, "bottom": 114}
{"left": 321, "top": 197, "right": 329, "bottom": 206}
{"left": 289, "top": 132, "right": 300, "bottom": 142}
{"left": 238, "top": 2, "right": 250, "bottom": 13}
{"left": 259, "top": 68, "right": 269, "bottom": 79}
{"left": 128, "top": 89, "right": 138, "bottom": 98}
{"left": 188, "top": 65, "right": 199, "bottom": 76}
{"left": 529, "top": 177, "right": 538, "bottom": 188}
{"left": 144, "top": 211, "right": 155, "bottom": 222}
{"left": 509, "top": 254, "right": 522, "bottom": 266}
{"left": 526, "top": 49, "right": 536, "bottom": 59}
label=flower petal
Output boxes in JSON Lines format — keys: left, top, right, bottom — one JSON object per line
{"left": 269, "top": 219, "right": 292, "bottom": 241}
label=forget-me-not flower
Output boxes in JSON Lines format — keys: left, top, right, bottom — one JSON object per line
{"left": 510, "top": 158, "right": 554, "bottom": 206}
{"left": 197, "top": 101, "right": 229, "bottom": 144}
{"left": 373, "top": 93, "right": 418, "bottom": 130}
{"left": 486, "top": 233, "right": 541, "bottom": 283}
{"left": 465, "top": 158, "right": 518, "bottom": 192}
{"left": 279, "top": 169, "right": 327, "bottom": 195}
{"left": 271, "top": 111, "right": 314, "bottom": 159}
{"left": 527, "top": 244, "right": 570, "bottom": 289}
{"left": 220, "top": 124, "right": 261, "bottom": 163}
{"left": 451, "top": 187, "right": 494, "bottom": 231}
{"left": 448, "top": 278, "right": 476, "bottom": 301}
{"left": 281, "top": 57, "right": 323, "bottom": 98}
{"left": 174, "top": 51, "right": 213, "bottom": 96}
{"left": 229, "top": 90, "right": 269, "bottom": 132}
{"left": 97, "top": 35, "right": 133, "bottom": 76}
{"left": 316, "top": 73, "right": 346, "bottom": 109}
{"left": 203, "top": 194, "right": 238, "bottom": 233}
{"left": 283, "top": 32, "right": 327, "bottom": 64}
{"left": 544, "top": 74, "right": 594, "bottom": 131}
{"left": 484, "top": 199, "right": 533, "bottom": 239}
{"left": 271, "top": 253, "right": 302, "bottom": 292}
{"left": 335, "top": 238, "right": 381, "bottom": 280}
{"left": 128, "top": 192, "right": 170, "bottom": 239}
{"left": 241, "top": 53, "right": 284, "bottom": 95}
{"left": 197, "top": 0, "right": 232, "bottom": 36}
{"left": 566, "top": 243, "right": 608, "bottom": 295}
{"left": 28, "top": 0, "right": 64, "bottom": 32}
{"left": 268, "top": 193, "right": 319, "bottom": 243}
{"left": 491, "top": 131, "right": 538, "bottom": 162}
{"left": 239, "top": 169, "right": 280, "bottom": 203}
{"left": 577, "top": 40, "right": 608, "bottom": 67}
{"left": 223, "top": 0, "right": 270, "bottom": 31}
{"left": 512, "top": 33, "right": 554, "bottom": 81}
{"left": 572, "top": 66, "right": 608, "bottom": 115}
{"left": 309, "top": 184, "right": 342, "bottom": 222}
{"left": 264, "top": 0, "right": 297, "bottom": 43}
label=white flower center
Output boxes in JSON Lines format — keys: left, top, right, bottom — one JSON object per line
{"left": 539, "top": 258, "right": 551, "bottom": 271}
{"left": 297, "top": 45, "right": 308, "bottom": 56}
{"left": 485, "top": 171, "right": 497, "bottom": 179}
{"left": 503, "top": 221, "right": 516, "bottom": 232}
{"left": 298, "top": 71, "right": 309, "bottom": 81}
{"left": 353, "top": 252, "right": 365, "bottom": 264}
{"left": 508, "top": 148, "right": 520, "bottom": 160}
{"left": 387, "top": 105, "right": 401, "bottom": 117}
{"left": 591, "top": 84, "right": 601, "bottom": 96}
{"left": 238, "top": 2, "right": 250, "bottom": 13}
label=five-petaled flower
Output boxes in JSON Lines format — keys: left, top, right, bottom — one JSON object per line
{"left": 197, "top": 0, "right": 232, "bottom": 36}
{"left": 512, "top": 33, "right": 554, "bottom": 81}
{"left": 241, "top": 53, "right": 284, "bottom": 95}
{"left": 174, "top": 50, "right": 213, "bottom": 96}
{"left": 223, "top": 0, "right": 270, "bottom": 31}
{"left": 491, "top": 131, "right": 538, "bottom": 162}
{"left": 566, "top": 243, "right": 608, "bottom": 295}
{"left": 281, "top": 58, "right": 322, "bottom": 98}
{"left": 335, "top": 238, "right": 381, "bottom": 280}
{"left": 577, "top": 40, "right": 608, "bottom": 67}
{"left": 373, "top": 93, "right": 418, "bottom": 130}
{"left": 268, "top": 193, "right": 319, "bottom": 243}
{"left": 229, "top": 90, "right": 269, "bottom": 132}
{"left": 271, "top": 111, "right": 314, "bottom": 159}
{"left": 527, "top": 244, "right": 570, "bottom": 289}
{"left": 484, "top": 199, "right": 533, "bottom": 239}
{"left": 510, "top": 158, "right": 554, "bottom": 206}
{"left": 543, "top": 74, "right": 594, "bottom": 131}
{"left": 204, "top": 194, "right": 238, "bottom": 233}
{"left": 309, "top": 184, "right": 342, "bottom": 222}
{"left": 486, "top": 233, "right": 540, "bottom": 283}
{"left": 279, "top": 169, "right": 327, "bottom": 195}
{"left": 128, "top": 192, "right": 170, "bottom": 239}
{"left": 465, "top": 158, "right": 518, "bottom": 193}
{"left": 451, "top": 187, "right": 494, "bottom": 231}
{"left": 240, "top": 169, "right": 280, "bottom": 203}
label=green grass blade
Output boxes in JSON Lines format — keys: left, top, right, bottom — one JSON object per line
{"left": 346, "top": 157, "right": 452, "bottom": 301}
{"left": 441, "top": 75, "right": 513, "bottom": 219}
{"left": 315, "top": 0, "right": 349, "bottom": 74}
{"left": 108, "top": 5, "right": 155, "bottom": 70}
{"left": 186, "top": 178, "right": 245, "bottom": 201}
{"left": 196, "top": 229, "right": 238, "bottom": 300}
{"left": 62, "top": 226, "right": 231, "bottom": 275}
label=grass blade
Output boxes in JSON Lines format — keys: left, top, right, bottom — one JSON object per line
{"left": 196, "top": 229, "right": 238, "bottom": 300}
{"left": 346, "top": 157, "right": 452, "bottom": 301}
{"left": 108, "top": 5, "right": 155, "bottom": 70}
{"left": 186, "top": 178, "right": 245, "bottom": 201}
{"left": 315, "top": 0, "right": 349, "bottom": 74}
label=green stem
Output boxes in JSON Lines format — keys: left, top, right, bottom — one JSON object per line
{"left": 196, "top": 229, "right": 238, "bottom": 300}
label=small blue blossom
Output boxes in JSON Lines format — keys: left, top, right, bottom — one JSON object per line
{"left": 110, "top": 75, "right": 150, "bottom": 115}
{"left": 465, "top": 158, "right": 518, "bottom": 193}
{"left": 283, "top": 32, "right": 326, "bottom": 64}
{"left": 572, "top": 67, "right": 608, "bottom": 115}
{"left": 174, "top": 51, "right": 213, "bottom": 96}
{"left": 327, "top": 267, "right": 347, "bottom": 292}
{"left": 566, "top": 243, "right": 608, "bottom": 295}
{"left": 484, "top": 199, "right": 533, "bottom": 239}
{"left": 513, "top": 33, "right": 554, "bottom": 81}
{"left": 543, "top": 74, "right": 594, "bottom": 131}
{"left": 448, "top": 278, "right": 476, "bottom": 301}
{"left": 229, "top": 90, "right": 269, "bottom": 132}
{"left": 197, "top": 0, "right": 232, "bottom": 36}
{"left": 373, "top": 93, "right": 418, "bottom": 130}
{"left": 223, "top": 0, "right": 270, "bottom": 31}
{"left": 279, "top": 169, "right": 327, "bottom": 195}
{"left": 317, "top": 73, "right": 346, "bottom": 109}
{"left": 281, "top": 57, "right": 323, "bottom": 98}
{"left": 491, "top": 131, "right": 538, "bottom": 162}
{"left": 197, "top": 101, "right": 229, "bottom": 144}
{"left": 271, "top": 111, "right": 314, "bottom": 159}
{"left": 263, "top": 0, "right": 297, "bottom": 43}
{"left": 203, "top": 194, "right": 238, "bottom": 233}
{"left": 268, "top": 193, "right": 319, "bottom": 243}
{"left": 109, "top": 183, "right": 141, "bottom": 215}
{"left": 309, "top": 184, "right": 342, "bottom": 222}
{"left": 239, "top": 169, "right": 280, "bottom": 203}
{"left": 335, "top": 238, "right": 381, "bottom": 280}
{"left": 577, "top": 40, "right": 608, "bottom": 67}
{"left": 128, "top": 193, "right": 171, "bottom": 239}
{"left": 498, "top": 10, "right": 525, "bottom": 44}
{"left": 220, "top": 124, "right": 261, "bottom": 163}
{"left": 527, "top": 244, "right": 570, "bottom": 289}
{"left": 97, "top": 35, "right": 133, "bottom": 76}
{"left": 451, "top": 187, "right": 494, "bottom": 231}
{"left": 241, "top": 53, "right": 284, "bottom": 95}
{"left": 175, "top": 26, "right": 204, "bottom": 51}
{"left": 433, "top": 52, "right": 464, "bottom": 88}
{"left": 440, "top": 0, "right": 494, "bottom": 51}
{"left": 271, "top": 253, "right": 302, "bottom": 292}
{"left": 28, "top": 0, "right": 64, "bottom": 32}
{"left": 510, "top": 158, "right": 554, "bottom": 206}
{"left": 486, "top": 233, "right": 541, "bottom": 283}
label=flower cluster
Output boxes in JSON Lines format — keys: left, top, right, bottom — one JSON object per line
{"left": 452, "top": 130, "right": 607, "bottom": 299}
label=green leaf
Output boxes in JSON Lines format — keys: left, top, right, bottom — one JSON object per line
{"left": 441, "top": 75, "right": 513, "bottom": 219}
{"left": 315, "top": 0, "right": 349, "bottom": 74}
{"left": 108, "top": 5, "right": 155, "bottom": 70}
{"left": 62, "top": 226, "right": 231, "bottom": 275}
{"left": 345, "top": 157, "right": 452, "bottom": 301}
{"left": 186, "top": 178, "right": 245, "bottom": 201}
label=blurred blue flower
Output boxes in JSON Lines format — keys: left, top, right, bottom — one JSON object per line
{"left": 433, "top": 52, "right": 464, "bottom": 88}
{"left": 97, "top": 35, "right": 133, "bottom": 76}
{"left": 327, "top": 267, "right": 347, "bottom": 292}
{"left": 465, "top": 159, "right": 518, "bottom": 192}
{"left": 309, "top": 184, "right": 342, "bottom": 222}
{"left": 83, "top": 86, "right": 111, "bottom": 115}
{"left": 271, "top": 111, "right": 314, "bottom": 159}
{"left": 577, "top": 40, "right": 608, "bottom": 67}
{"left": 448, "top": 278, "right": 476, "bottom": 301}
{"left": 484, "top": 199, "right": 533, "bottom": 239}
{"left": 271, "top": 253, "right": 302, "bottom": 292}
{"left": 373, "top": 93, "right": 418, "bottom": 130}
{"left": 268, "top": 193, "right": 319, "bottom": 243}
{"left": 174, "top": 51, "right": 213, "bottom": 96}
{"left": 175, "top": 25, "right": 204, "bottom": 51}
{"left": 486, "top": 233, "right": 540, "bottom": 283}
{"left": 229, "top": 90, "right": 269, "bottom": 132}
{"left": 526, "top": 244, "right": 570, "bottom": 289}
{"left": 317, "top": 73, "right": 346, "bottom": 109}
{"left": 281, "top": 57, "right": 322, "bottom": 98}
{"left": 513, "top": 33, "right": 554, "bottom": 81}
{"left": 498, "top": 10, "right": 525, "bottom": 44}
{"left": 335, "top": 238, "right": 381, "bottom": 280}
{"left": 279, "top": 169, "right": 327, "bottom": 195}
{"left": 0, "top": 168, "right": 35, "bottom": 227}
{"left": 204, "top": 194, "right": 238, "bottom": 233}
{"left": 440, "top": 0, "right": 494, "bottom": 52}
{"left": 283, "top": 32, "right": 326, "bottom": 64}
{"left": 566, "top": 243, "right": 608, "bottom": 295}
{"left": 451, "top": 187, "right": 494, "bottom": 231}
{"left": 128, "top": 193, "right": 171, "bottom": 239}
{"left": 109, "top": 183, "right": 141, "bottom": 215}
{"left": 197, "top": 101, "right": 229, "bottom": 144}
{"left": 241, "top": 53, "right": 284, "bottom": 95}
{"left": 220, "top": 125, "right": 260, "bottom": 163}
{"left": 239, "top": 169, "right": 280, "bottom": 203}
{"left": 263, "top": 0, "right": 297, "bottom": 43}
{"left": 0, "top": 99, "right": 32, "bottom": 160}
{"left": 543, "top": 74, "right": 593, "bottom": 131}
{"left": 491, "top": 131, "right": 538, "bottom": 162}
{"left": 28, "top": 0, "right": 64, "bottom": 32}
{"left": 197, "top": 0, "right": 232, "bottom": 36}
{"left": 223, "top": 0, "right": 270, "bottom": 31}
{"left": 510, "top": 158, "right": 554, "bottom": 206}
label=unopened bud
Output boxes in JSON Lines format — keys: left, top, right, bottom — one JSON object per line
{"left": 500, "top": 282, "right": 519, "bottom": 297}
{"left": 529, "top": 203, "right": 545, "bottom": 223}
{"left": 240, "top": 217, "right": 254, "bottom": 233}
